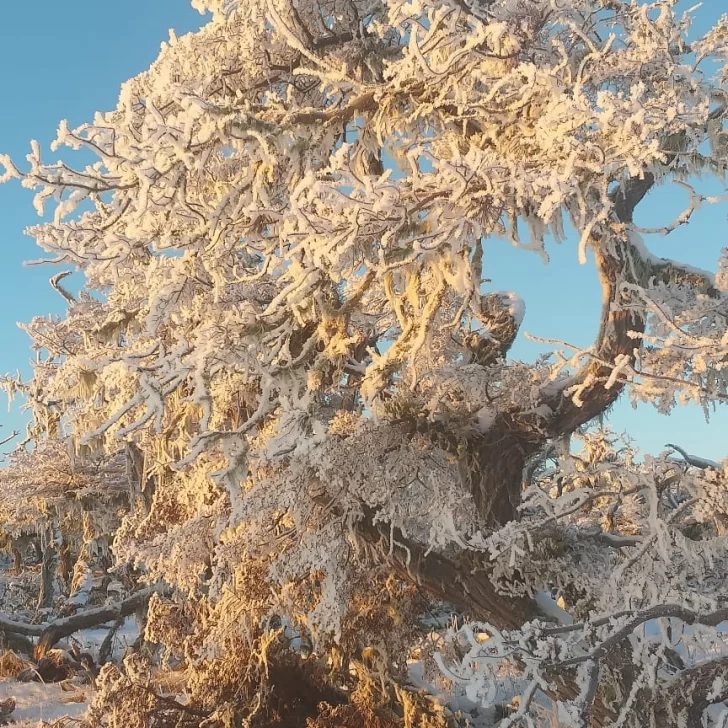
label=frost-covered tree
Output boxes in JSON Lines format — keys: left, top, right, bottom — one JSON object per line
{"left": 2, "top": 0, "right": 728, "bottom": 725}
{"left": 0, "top": 439, "right": 130, "bottom": 607}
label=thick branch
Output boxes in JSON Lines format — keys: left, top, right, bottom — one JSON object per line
{"left": 548, "top": 233, "right": 648, "bottom": 434}
{"left": 637, "top": 657, "right": 728, "bottom": 726}
{"left": 353, "top": 506, "right": 537, "bottom": 629}
{"left": 34, "top": 587, "right": 153, "bottom": 659}
{"left": 556, "top": 173, "right": 660, "bottom": 431}
{"left": 467, "top": 292, "right": 523, "bottom": 365}
{"left": 611, "top": 172, "right": 656, "bottom": 224}
{"left": 0, "top": 588, "right": 153, "bottom": 658}
{"left": 547, "top": 127, "right": 723, "bottom": 435}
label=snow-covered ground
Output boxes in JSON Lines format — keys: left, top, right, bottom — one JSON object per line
{"left": 0, "top": 680, "right": 88, "bottom": 726}
{"left": 0, "top": 610, "right": 139, "bottom": 726}
{"left": 71, "top": 616, "right": 139, "bottom": 659}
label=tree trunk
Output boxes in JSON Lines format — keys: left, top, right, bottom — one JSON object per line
{"left": 67, "top": 556, "right": 93, "bottom": 609}
{"left": 37, "top": 521, "right": 64, "bottom": 612}
{"left": 37, "top": 540, "right": 58, "bottom": 611}
{"left": 11, "top": 547, "right": 22, "bottom": 575}
{"left": 459, "top": 425, "right": 541, "bottom": 527}
{"left": 31, "top": 539, "right": 42, "bottom": 565}
{"left": 59, "top": 540, "right": 73, "bottom": 587}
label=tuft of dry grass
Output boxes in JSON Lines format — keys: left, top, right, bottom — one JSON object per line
{"left": 0, "top": 649, "right": 30, "bottom": 678}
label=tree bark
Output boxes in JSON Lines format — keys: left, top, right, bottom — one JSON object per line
{"left": 37, "top": 536, "right": 59, "bottom": 611}
{"left": 11, "top": 547, "right": 22, "bottom": 576}
{"left": 626, "top": 657, "right": 728, "bottom": 727}
{"left": 59, "top": 540, "right": 73, "bottom": 587}
{"left": 351, "top": 505, "right": 537, "bottom": 628}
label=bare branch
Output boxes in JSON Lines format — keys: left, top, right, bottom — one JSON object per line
{"left": 49, "top": 271, "right": 76, "bottom": 305}
{"left": 0, "top": 588, "right": 154, "bottom": 658}
{"left": 665, "top": 443, "right": 721, "bottom": 470}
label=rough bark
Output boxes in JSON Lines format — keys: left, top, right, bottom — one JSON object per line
{"left": 37, "top": 539, "right": 58, "bottom": 611}
{"left": 355, "top": 506, "right": 537, "bottom": 629}
{"left": 11, "top": 548, "right": 22, "bottom": 576}
{"left": 458, "top": 432, "right": 535, "bottom": 528}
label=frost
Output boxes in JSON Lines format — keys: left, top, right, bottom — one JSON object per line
{"left": 0, "top": 0, "right": 727, "bottom": 725}
{"left": 475, "top": 406, "right": 495, "bottom": 433}
{"left": 534, "top": 590, "right": 574, "bottom": 626}
{"left": 493, "top": 291, "right": 526, "bottom": 328}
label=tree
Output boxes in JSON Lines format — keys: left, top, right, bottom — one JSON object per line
{"left": 1, "top": 0, "right": 728, "bottom": 725}
{"left": 0, "top": 438, "right": 144, "bottom": 657}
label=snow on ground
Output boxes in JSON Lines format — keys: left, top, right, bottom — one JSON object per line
{"left": 72, "top": 615, "right": 139, "bottom": 661}
{"left": 0, "top": 616, "right": 139, "bottom": 726}
{"left": 0, "top": 680, "right": 88, "bottom": 726}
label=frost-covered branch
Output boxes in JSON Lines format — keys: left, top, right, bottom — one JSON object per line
{"left": 0, "top": 0, "right": 727, "bottom": 725}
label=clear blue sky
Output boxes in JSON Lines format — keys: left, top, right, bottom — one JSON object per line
{"left": 0, "top": 2, "right": 725, "bottom": 460}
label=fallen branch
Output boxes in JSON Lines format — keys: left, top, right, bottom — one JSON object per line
{"left": 34, "top": 587, "right": 154, "bottom": 659}
{"left": 0, "top": 588, "right": 154, "bottom": 660}
{"left": 98, "top": 614, "right": 126, "bottom": 665}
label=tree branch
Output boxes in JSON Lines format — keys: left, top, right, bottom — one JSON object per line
{"left": 637, "top": 657, "right": 728, "bottom": 726}
{"left": 347, "top": 505, "right": 538, "bottom": 629}
{"left": 34, "top": 587, "right": 153, "bottom": 659}
{"left": 49, "top": 271, "right": 76, "bottom": 305}
{"left": 0, "top": 588, "right": 154, "bottom": 658}
{"left": 665, "top": 443, "right": 721, "bottom": 470}
{"left": 545, "top": 128, "right": 722, "bottom": 436}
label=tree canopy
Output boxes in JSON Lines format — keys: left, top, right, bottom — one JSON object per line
{"left": 1, "top": 1, "right": 728, "bottom": 726}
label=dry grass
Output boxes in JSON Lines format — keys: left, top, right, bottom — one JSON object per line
{"left": 0, "top": 649, "right": 31, "bottom": 678}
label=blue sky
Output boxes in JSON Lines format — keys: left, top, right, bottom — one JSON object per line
{"left": 0, "top": 1, "right": 725, "bottom": 460}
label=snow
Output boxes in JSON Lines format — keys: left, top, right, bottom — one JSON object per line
{"left": 492, "top": 291, "right": 526, "bottom": 327}
{"left": 72, "top": 615, "right": 139, "bottom": 660}
{"left": 476, "top": 406, "right": 496, "bottom": 432}
{"left": 0, "top": 616, "right": 138, "bottom": 726}
{"left": 534, "top": 590, "right": 574, "bottom": 626}
{"left": 0, "top": 680, "right": 88, "bottom": 726}
{"left": 0, "top": 0, "right": 727, "bottom": 725}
